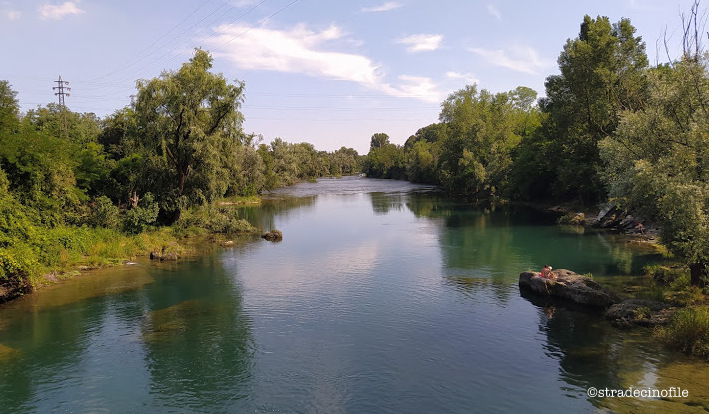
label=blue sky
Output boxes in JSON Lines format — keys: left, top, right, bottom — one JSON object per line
{"left": 0, "top": 0, "right": 696, "bottom": 153}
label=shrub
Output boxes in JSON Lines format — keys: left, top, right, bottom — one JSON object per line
{"left": 655, "top": 307, "right": 709, "bottom": 358}
{"left": 558, "top": 212, "right": 585, "bottom": 225}
{"left": 177, "top": 205, "right": 259, "bottom": 235}
{"left": 123, "top": 193, "right": 159, "bottom": 234}
{"left": 88, "top": 196, "right": 120, "bottom": 229}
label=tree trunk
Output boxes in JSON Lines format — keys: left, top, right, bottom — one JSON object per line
{"left": 178, "top": 170, "right": 186, "bottom": 194}
{"left": 129, "top": 191, "right": 139, "bottom": 208}
{"left": 690, "top": 262, "right": 707, "bottom": 287}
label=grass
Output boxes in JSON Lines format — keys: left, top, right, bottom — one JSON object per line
{"left": 0, "top": 201, "right": 264, "bottom": 300}
{"left": 655, "top": 306, "right": 709, "bottom": 358}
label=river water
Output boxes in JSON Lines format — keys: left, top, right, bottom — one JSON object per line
{"left": 1, "top": 177, "right": 708, "bottom": 413}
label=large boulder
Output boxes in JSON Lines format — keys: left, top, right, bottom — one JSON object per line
{"left": 593, "top": 205, "right": 625, "bottom": 228}
{"left": 519, "top": 269, "right": 617, "bottom": 308}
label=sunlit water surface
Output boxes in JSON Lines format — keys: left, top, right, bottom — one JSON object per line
{"left": 1, "top": 177, "right": 708, "bottom": 413}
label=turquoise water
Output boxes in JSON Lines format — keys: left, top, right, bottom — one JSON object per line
{"left": 1, "top": 177, "right": 707, "bottom": 413}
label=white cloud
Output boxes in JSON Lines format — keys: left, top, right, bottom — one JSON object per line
{"left": 38, "top": 1, "right": 85, "bottom": 20}
{"left": 487, "top": 4, "right": 501, "bottom": 20}
{"left": 361, "top": 1, "right": 402, "bottom": 12}
{"left": 468, "top": 45, "right": 554, "bottom": 75}
{"left": 379, "top": 75, "right": 444, "bottom": 102}
{"left": 396, "top": 34, "right": 443, "bottom": 53}
{"left": 207, "top": 23, "right": 444, "bottom": 102}
{"left": 446, "top": 71, "right": 480, "bottom": 85}
{"left": 209, "top": 23, "right": 381, "bottom": 85}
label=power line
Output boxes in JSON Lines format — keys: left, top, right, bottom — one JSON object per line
{"left": 213, "top": 0, "right": 300, "bottom": 50}
{"left": 110, "top": 0, "right": 271, "bottom": 86}
{"left": 89, "top": 0, "right": 232, "bottom": 82}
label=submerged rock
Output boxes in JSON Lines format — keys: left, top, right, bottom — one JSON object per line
{"left": 604, "top": 299, "right": 675, "bottom": 329}
{"left": 261, "top": 230, "right": 283, "bottom": 242}
{"left": 519, "top": 269, "right": 617, "bottom": 308}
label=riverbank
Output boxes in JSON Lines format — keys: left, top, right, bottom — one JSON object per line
{"left": 508, "top": 199, "right": 709, "bottom": 359}
{"left": 0, "top": 201, "right": 265, "bottom": 303}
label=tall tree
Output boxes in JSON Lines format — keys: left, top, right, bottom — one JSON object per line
{"left": 370, "top": 133, "right": 390, "bottom": 150}
{"left": 0, "top": 80, "right": 19, "bottom": 133}
{"left": 437, "top": 85, "right": 527, "bottom": 198}
{"left": 540, "top": 15, "right": 648, "bottom": 203}
{"left": 134, "top": 49, "right": 245, "bottom": 220}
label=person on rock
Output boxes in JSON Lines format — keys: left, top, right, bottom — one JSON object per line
{"left": 541, "top": 264, "right": 555, "bottom": 279}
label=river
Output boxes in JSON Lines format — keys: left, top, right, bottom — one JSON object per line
{"left": 1, "top": 177, "right": 708, "bottom": 413}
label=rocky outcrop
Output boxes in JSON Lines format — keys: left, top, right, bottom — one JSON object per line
{"left": 261, "top": 230, "right": 283, "bottom": 242}
{"left": 519, "top": 269, "right": 617, "bottom": 308}
{"left": 593, "top": 204, "right": 653, "bottom": 235}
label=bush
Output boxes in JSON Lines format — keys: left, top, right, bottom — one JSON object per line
{"left": 177, "top": 205, "right": 259, "bottom": 235}
{"left": 558, "top": 212, "right": 585, "bottom": 225}
{"left": 655, "top": 307, "right": 709, "bottom": 358}
{"left": 0, "top": 246, "right": 39, "bottom": 298}
{"left": 123, "top": 193, "right": 159, "bottom": 234}
{"left": 88, "top": 196, "right": 120, "bottom": 229}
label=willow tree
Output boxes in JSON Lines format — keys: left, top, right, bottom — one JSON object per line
{"left": 601, "top": 58, "right": 709, "bottom": 286}
{"left": 134, "top": 49, "right": 245, "bottom": 220}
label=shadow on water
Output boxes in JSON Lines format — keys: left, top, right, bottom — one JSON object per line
{"left": 0, "top": 265, "right": 156, "bottom": 412}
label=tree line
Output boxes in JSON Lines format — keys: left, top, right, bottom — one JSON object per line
{"left": 363, "top": 13, "right": 708, "bottom": 286}
{"left": 0, "top": 49, "right": 361, "bottom": 295}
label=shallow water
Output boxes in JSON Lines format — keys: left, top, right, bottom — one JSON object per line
{"left": 1, "top": 177, "right": 707, "bottom": 413}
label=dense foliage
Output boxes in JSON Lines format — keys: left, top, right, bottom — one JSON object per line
{"left": 0, "top": 50, "right": 360, "bottom": 298}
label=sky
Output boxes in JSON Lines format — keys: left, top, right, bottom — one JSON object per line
{"left": 0, "top": 0, "right": 699, "bottom": 154}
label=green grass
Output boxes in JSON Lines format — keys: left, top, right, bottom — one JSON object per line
{"left": 655, "top": 306, "right": 709, "bottom": 358}
{"left": 0, "top": 204, "right": 263, "bottom": 299}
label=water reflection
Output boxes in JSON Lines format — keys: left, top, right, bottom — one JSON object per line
{"left": 238, "top": 196, "right": 317, "bottom": 231}
{"left": 0, "top": 256, "right": 254, "bottom": 413}
{"left": 140, "top": 257, "right": 254, "bottom": 412}
{"left": 369, "top": 191, "right": 406, "bottom": 215}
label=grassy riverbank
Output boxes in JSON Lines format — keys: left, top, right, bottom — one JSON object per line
{"left": 0, "top": 203, "right": 262, "bottom": 302}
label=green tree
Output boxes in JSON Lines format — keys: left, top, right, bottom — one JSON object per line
{"left": 540, "top": 15, "right": 648, "bottom": 203}
{"left": 0, "top": 80, "right": 19, "bottom": 133}
{"left": 134, "top": 49, "right": 245, "bottom": 220}
{"left": 328, "top": 147, "right": 360, "bottom": 176}
{"left": 404, "top": 123, "right": 446, "bottom": 184}
{"left": 600, "top": 56, "right": 709, "bottom": 286}
{"left": 437, "top": 85, "right": 528, "bottom": 198}
{"left": 370, "top": 132, "right": 390, "bottom": 150}
{"left": 364, "top": 133, "right": 405, "bottom": 179}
